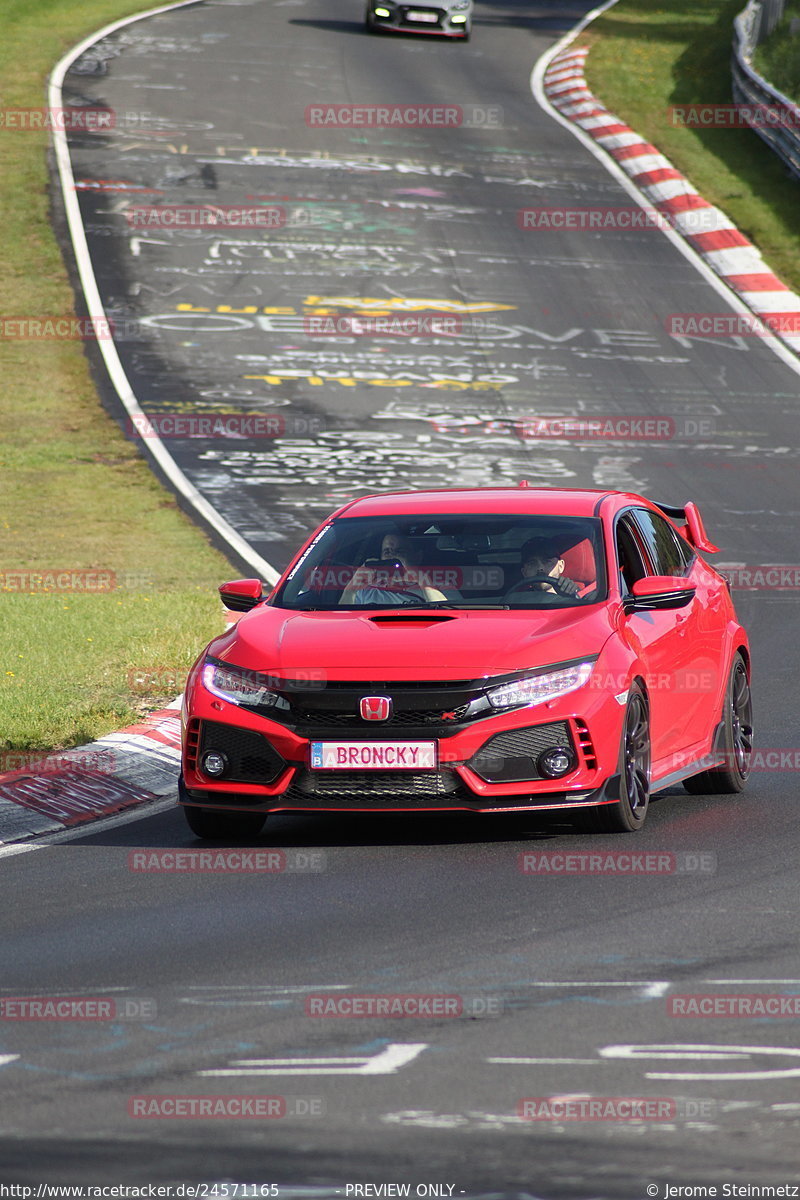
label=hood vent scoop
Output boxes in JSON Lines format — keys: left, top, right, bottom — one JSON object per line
{"left": 368, "top": 613, "right": 457, "bottom": 626}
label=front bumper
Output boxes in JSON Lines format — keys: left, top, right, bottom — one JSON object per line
{"left": 180, "top": 677, "right": 623, "bottom": 815}
{"left": 367, "top": 4, "right": 471, "bottom": 36}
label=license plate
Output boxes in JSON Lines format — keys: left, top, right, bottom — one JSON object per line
{"left": 407, "top": 10, "right": 439, "bottom": 20}
{"left": 310, "top": 741, "right": 437, "bottom": 770}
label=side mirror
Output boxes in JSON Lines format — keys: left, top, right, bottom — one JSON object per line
{"left": 218, "top": 578, "right": 264, "bottom": 612}
{"left": 623, "top": 575, "right": 696, "bottom": 613}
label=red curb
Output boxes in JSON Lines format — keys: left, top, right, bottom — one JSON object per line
{"left": 631, "top": 167, "right": 684, "bottom": 185}
{"left": 0, "top": 705, "right": 181, "bottom": 838}
{"left": 687, "top": 229, "right": 751, "bottom": 251}
{"left": 589, "top": 123, "right": 630, "bottom": 138}
{"left": 656, "top": 193, "right": 708, "bottom": 214}
{"left": 609, "top": 142, "right": 660, "bottom": 160}
{"left": 0, "top": 771, "right": 158, "bottom": 825}
{"left": 726, "top": 273, "right": 789, "bottom": 291}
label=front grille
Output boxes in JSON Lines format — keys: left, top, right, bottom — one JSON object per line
{"left": 293, "top": 768, "right": 459, "bottom": 798}
{"left": 274, "top": 768, "right": 464, "bottom": 806}
{"left": 292, "top": 705, "right": 470, "bottom": 728}
{"left": 199, "top": 720, "right": 285, "bottom": 785}
{"left": 253, "top": 679, "right": 489, "bottom": 734}
{"left": 469, "top": 721, "right": 573, "bottom": 784}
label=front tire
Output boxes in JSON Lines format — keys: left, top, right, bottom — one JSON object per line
{"left": 683, "top": 652, "right": 752, "bottom": 794}
{"left": 589, "top": 684, "right": 651, "bottom": 832}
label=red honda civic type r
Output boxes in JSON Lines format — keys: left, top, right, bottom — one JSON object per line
{"left": 179, "top": 486, "right": 753, "bottom": 839}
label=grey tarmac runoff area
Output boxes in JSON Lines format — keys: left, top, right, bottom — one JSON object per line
{"left": 2, "top": 0, "right": 800, "bottom": 1194}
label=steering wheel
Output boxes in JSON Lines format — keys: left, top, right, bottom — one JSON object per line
{"left": 503, "top": 574, "right": 576, "bottom": 600}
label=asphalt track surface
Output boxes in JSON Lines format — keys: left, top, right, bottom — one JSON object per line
{"left": 3, "top": 0, "right": 800, "bottom": 1193}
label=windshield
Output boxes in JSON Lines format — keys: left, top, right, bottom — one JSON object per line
{"left": 274, "top": 514, "right": 607, "bottom": 610}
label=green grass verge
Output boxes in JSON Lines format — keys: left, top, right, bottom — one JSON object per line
{"left": 755, "top": 2, "right": 800, "bottom": 103}
{"left": 582, "top": 0, "right": 800, "bottom": 293}
{"left": 1, "top": 0, "right": 235, "bottom": 752}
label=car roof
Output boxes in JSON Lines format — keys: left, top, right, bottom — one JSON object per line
{"left": 332, "top": 487, "right": 632, "bottom": 520}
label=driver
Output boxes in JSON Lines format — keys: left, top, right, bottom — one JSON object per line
{"left": 340, "top": 534, "right": 449, "bottom": 605}
{"left": 518, "top": 536, "right": 580, "bottom": 596}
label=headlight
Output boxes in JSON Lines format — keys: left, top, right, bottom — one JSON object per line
{"left": 487, "top": 661, "right": 593, "bottom": 709}
{"left": 202, "top": 661, "right": 288, "bottom": 710}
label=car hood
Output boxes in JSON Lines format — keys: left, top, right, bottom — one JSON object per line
{"left": 210, "top": 605, "right": 615, "bottom": 681}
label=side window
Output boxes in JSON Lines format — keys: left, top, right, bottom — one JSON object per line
{"left": 615, "top": 515, "right": 649, "bottom": 594}
{"left": 632, "top": 509, "right": 693, "bottom": 576}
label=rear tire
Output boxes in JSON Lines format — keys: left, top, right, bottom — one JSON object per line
{"left": 183, "top": 804, "right": 266, "bottom": 840}
{"left": 683, "top": 652, "right": 752, "bottom": 794}
{"left": 586, "top": 683, "right": 651, "bottom": 833}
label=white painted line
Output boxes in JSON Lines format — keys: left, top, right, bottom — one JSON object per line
{"left": 706, "top": 979, "right": 800, "bottom": 984}
{"left": 48, "top": 2, "right": 281, "bottom": 585}
{"left": 0, "top": 1056, "right": 19, "bottom": 1068}
{"left": 0, "top": 843, "right": 41, "bottom": 863}
{"left": 515, "top": 980, "right": 670, "bottom": 987}
{"left": 233, "top": 1057, "right": 378, "bottom": 1065}
{"left": 199, "top": 1043, "right": 427, "bottom": 1077}
{"left": 601, "top": 1043, "right": 800, "bottom": 1081}
{"left": 488, "top": 1057, "right": 599, "bottom": 1065}
{"left": 642, "top": 982, "right": 671, "bottom": 998}
{"left": 491, "top": 1043, "right": 800, "bottom": 1080}
{"left": 184, "top": 985, "right": 352, "bottom": 992}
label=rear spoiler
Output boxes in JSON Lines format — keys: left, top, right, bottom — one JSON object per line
{"left": 654, "top": 501, "right": 720, "bottom": 554}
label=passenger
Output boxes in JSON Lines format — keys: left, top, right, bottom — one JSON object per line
{"left": 340, "top": 535, "right": 449, "bottom": 605}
